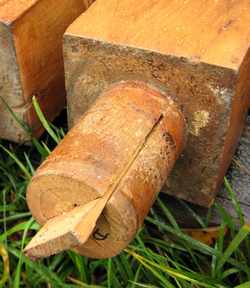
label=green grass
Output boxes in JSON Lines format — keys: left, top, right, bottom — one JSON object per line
{"left": 0, "top": 98, "right": 250, "bottom": 287}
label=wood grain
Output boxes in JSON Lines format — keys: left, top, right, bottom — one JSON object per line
{"left": 67, "top": 0, "right": 250, "bottom": 70}
{"left": 0, "top": 0, "right": 94, "bottom": 142}
{"left": 24, "top": 198, "right": 106, "bottom": 260}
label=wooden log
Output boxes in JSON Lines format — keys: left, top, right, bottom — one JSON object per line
{"left": 0, "top": 0, "right": 94, "bottom": 142}
{"left": 64, "top": 0, "right": 250, "bottom": 208}
{"left": 26, "top": 81, "right": 186, "bottom": 259}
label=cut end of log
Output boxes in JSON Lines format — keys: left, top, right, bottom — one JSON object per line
{"left": 24, "top": 198, "right": 108, "bottom": 260}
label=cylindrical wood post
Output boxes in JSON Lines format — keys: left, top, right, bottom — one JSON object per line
{"left": 25, "top": 81, "right": 186, "bottom": 259}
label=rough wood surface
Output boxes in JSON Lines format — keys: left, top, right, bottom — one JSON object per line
{"left": 215, "top": 113, "right": 250, "bottom": 224}
{"left": 160, "top": 114, "right": 250, "bottom": 227}
{"left": 64, "top": 0, "right": 249, "bottom": 207}
{"left": 0, "top": 0, "right": 94, "bottom": 142}
{"left": 26, "top": 81, "right": 186, "bottom": 258}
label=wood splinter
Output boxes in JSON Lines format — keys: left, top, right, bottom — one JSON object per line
{"left": 25, "top": 81, "right": 186, "bottom": 259}
{"left": 24, "top": 198, "right": 108, "bottom": 260}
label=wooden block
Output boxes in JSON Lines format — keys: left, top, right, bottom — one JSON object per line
{"left": 64, "top": 0, "right": 249, "bottom": 208}
{"left": 0, "top": 0, "right": 94, "bottom": 142}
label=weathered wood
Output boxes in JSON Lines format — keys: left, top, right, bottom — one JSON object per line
{"left": 213, "top": 113, "right": 250, "bottom": 224}
{"left": 64, "top": 0, "right": 250, "bottom": 208}
{"left": 160, "top": 114, "right": 250, "bottom": 227}
{"left": 0, "top": 0, "right": 94, "bottom": 142}
{"left": 26, "top": 81, "right": 186, "bottom": 259}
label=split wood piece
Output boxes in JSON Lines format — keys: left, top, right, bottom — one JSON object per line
{"left": 64, "top": 0, "right": 250, "bottom": 208}
{"left": 26, "top": 81, "right": 186, "bottom": 259}
{"left": 0, "top": 0, "right": 94, "bottom": 142}
{"left": 24, "top": 198, "right": 106, "bottom": 260}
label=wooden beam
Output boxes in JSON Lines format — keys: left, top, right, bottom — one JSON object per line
{"left": 0, "top": 0, "right": 94, "bottom": 142}
{"left": 64, "top": 0, "right": 249, "bottom": 207}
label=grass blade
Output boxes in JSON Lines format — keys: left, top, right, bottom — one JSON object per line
{"left": 32, "top": 96, "right": 60, "bottom": 144}
{"left": 13, "top": 217, "right": 34, "bottom": 288}
{"left": 215, "top": 223, "right": 250, "bottom": 273}
{"left": 0, "top": 144, "right": 31, "bottom": 180}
